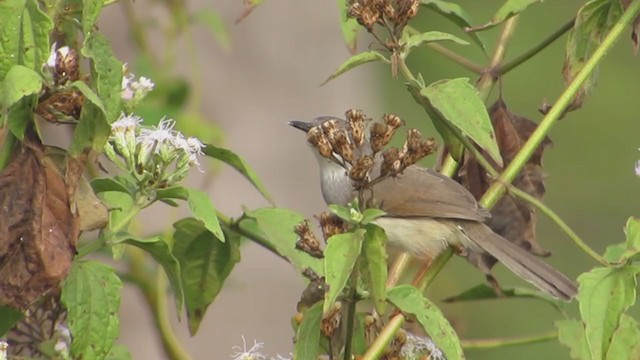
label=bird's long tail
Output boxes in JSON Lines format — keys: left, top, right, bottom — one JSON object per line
{"left": 460, "top": 222, "right": 578, "bottom": 301}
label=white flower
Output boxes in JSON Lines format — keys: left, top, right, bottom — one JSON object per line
{"left": 112, "top": 113, "right": 143, "bottom": 133}
{"left": 230, "top": 337, "right": 266, "bottom": 360}
{"left": 133, "top": 76, "right": 155, "bottom": 93}
{"left": 138, "top": 117, "right": 178, "bottom": 149}
{"left": 121, "top": 73, "right": 136, "bottom": 101}
{"left": 121, "top": 70, "right": 155, "bottom": 102}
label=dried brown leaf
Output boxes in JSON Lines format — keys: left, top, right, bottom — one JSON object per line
{"left": 0, "top": 135, "right": 79, "bottom": 309}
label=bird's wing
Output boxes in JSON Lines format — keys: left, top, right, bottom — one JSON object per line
{"left": 371, "top": 166, "right": 490, "bottom": 221}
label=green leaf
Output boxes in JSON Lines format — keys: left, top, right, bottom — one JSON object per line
{"left": 361, "top": 208, "right": 386, "bottom": 225}
{"left": 443, "top": 283, "right": 564, "bottom": 312}
{"left": 99, "top": 190, "right": 134, "bottom": 259}
{"left": 0, "top": 305, "right": 23, "bottom": 336}
{"left": 323, "top": 230, "right": 365, "bottom": 314}
{"left": 82, "top": 0, "right": 103, "bottom": 37}
{"left": 91, "top": 177, "right": 132, "bottom": 194}
{"left": 557, "top": 320, "right": 591, "bottom": 360}
{"left": 0, "top": 0, "right": 52, "bottom": 78}
{"left": 1, "top": 65, "right": 42, "bottom": 109}
{"left": 563, "top": 0, "right": 623, "bottom": 110}
{"left": 61, "top": 261, "right": 122, "bottom": 359}
{"left": 606, "top": 314, "right": 640, "bottom": 360}
{"left": 123, "top": 236, "right": 184, "bottom": 313}
{"left": 404, "top": 31, "right": 469, "bottom": 51}
{"left": 240, "top": 208, "right": 323, "bottom": 275}
{"left": 577, "top": 266, "right": 640, "bottom": 360}
{"left": 82, "top": 32, "right": 123, "bottom": 122}
{"left": 617, "top": 217, "right": 640, "bottom": 263}
{"left": 173, "top": 218, "right": 240, "bottom": 335}
{"left": 362, "top": 224, "right": 387, "bottom": 314}
{"left": 294, "top": 302, "right": 323, "bottom": 360}
{"left": 105, "top": 344, "right": 132, "bottom": 360}
{"left": 192, "top": 10, "right": 231, "bottom": 51}
{"left": 336, "top": 0, "right": 360, "bottom": 52}
{"left": 352, "top": 313, "right": 368, "bottom": 356}
{"left": 155, "top": 186, "right": 225, "bottom": 242}
{"left": 468, "top": 0, "right": 543, "bottom": 32}
{"left": 419, "top": 78, "right": 502, "bottom": 166}
{"left": 420, "top": 0, "right": 485, "bottom": 50}
{"left": 322, "top": 51, "right": 389, "bottom": 85}
{"left": 388, "top": 285, "right": 464, "bottom": 360}
{"left": 203, "top": 144, "right": 274, "bottom": 205}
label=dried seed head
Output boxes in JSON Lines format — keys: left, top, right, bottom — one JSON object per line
{"left": 294, "top": 220, "right": 324, "bottom": 259}
{"left": 382, "top": 2, "right": 395, "bottom": 20}
{"left": 369, "top": 122, "right": 389, "bottom": 153}
{"left": 307, "top": 126, "right": 333, "bottom": 158}
{"left": 297, "top": 275, "right": 328, "bottom": 311}
{"left": 348, "top": 155, "right": 374, "bottom": 183}
{"left": 383, "top": 113, "right": 404, "bottom": 130}
{"left": 388, "top": 328, "right": 407, "bottom": 357}
{"left": 400, "top": 129, "right": 437, "bottom": 168}
{"left": 321, "top": 301, "right": 342, "bottom": 337}
{"left": 332, "top": 129, "right": 354, "bottom": 163}
{"left": 381, "top": 147, "right": 401, "bottom": 176}
{"left": 395, "top": 0, "right": 420, "bottom": 27}
{"left": 302, "top": 267, "right": 322, "bottom": 282}
{"left": 347, "top": 0, "right": 382, "bottom": 30}
{"left": 317, "top": 212, "right": 348, "bottom": 240}
{"left": 346, "top": 109, "right": 367, "bottom": 147}
{"left": 53, "top": 48, "right": 79, "bottom": 85}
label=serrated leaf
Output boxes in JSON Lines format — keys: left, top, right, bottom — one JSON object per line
{"left": 124, "top": 236, "right": 184, "bottom": 313}
{"left": 154, "top": 186, "right": 224, "bottom": 242}
{"left": 606, "top": 314, "right": 640, "bottom": 360}
{"left": 0, "top": 0, "right": 52, "bottom": 79}
{"left": 82, "top": 0, "right": 103, "bottom": 37}
{"left": 443, "top": 283, "right": 563, "bottom": 312}
{"left": 362, "top": 224, "right": 387, "bottom": 314}
{"left": 420, "top": 0, "right": 485, "bottom": 50}
{"left": 294, "top": 302, "right": 323, "bottom": 360}
{"left": 203, "top": 144, "right": 273, "bottom": 205}
{"left": 192, "top": 10, "right": 231, "bottom": 51}
{"left": 405, "top": 31, "right": 469, "bottom": 51}
{"left": 420, "top": 78, "right": 502, "bottom": 166}
{"left": 0, "top": 305, "right": 23, "bottom": 336}
{"left": 61, "top": 261, "right": 122, "bottom": 359}
{"left": 240, "top": 208, "right": 323, "bottom": 275}
{"left": 322, "top": 51, "right": 389, "bottom": 85}
{"left": 577, "top": 266, "right": 640, "bottom": 360}
{"left": 173, "top": 218, "right": 240, "bottom": 335}
{"left": 388, "top": 285, "right": 464, "bottom": 360}
{"left": 337, "top": 0, "right": 360, "bottom": 52}
{"left": 557, "top": 320, "right": 591, "bottom": 360}
{"left": 82, "top": 32, "right": 122, "bottom": 122}
{"left": 1, "top": 65, "right": 42, "bottom": 109}
{"left": 323, "top": 230, "right": 365, "bottom": 314}
{"left": 468, "top": 0, "right": 543, "bottom": 32}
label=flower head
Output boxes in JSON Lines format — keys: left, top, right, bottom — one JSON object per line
{"left": 230, "top": 337, "right": 266, "bottom": 360}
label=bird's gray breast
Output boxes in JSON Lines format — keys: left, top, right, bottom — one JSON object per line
{"left": 319, "top": 160, "right": 357, "bottom": 206}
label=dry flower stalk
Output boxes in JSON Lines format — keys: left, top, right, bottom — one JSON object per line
{"left": 294, "top": 220, "right": 324, "bottom": 259}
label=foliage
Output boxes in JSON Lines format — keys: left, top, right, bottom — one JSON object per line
{"left": 0, "top": 0, "right": 640, "bottom": 359}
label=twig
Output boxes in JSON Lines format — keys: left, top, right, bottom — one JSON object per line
{"left": 461, "top": 331, "right": 557, "bottom": 349}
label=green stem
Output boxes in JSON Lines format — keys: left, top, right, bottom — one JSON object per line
{"left": 461, "top": 331, "right": 557, "bottom": 350}
{"left": 417, "top": 248, "right": 454, "bottom": 293}
{"left": 128, "top": 248, "right": 192, "bottom": 360}
{"left": 509, "top": 187, "right": 608, "bottom": 266}
{"left": 77, "top": 197, "right": 147, "bottom": 257}
{"left": 480, "top": 0, "right": 640, "bottom": 209}
{"left": 476, "top": 16, "right": 519, "bottom": 99}
{"left": 361, "top": 313, "right": 405, "bottom": 360}
{"left": 343, "top": 267, "right": 359, "bottom": 360}
{"left": 498, "top": 18, "right": 575, "bottom": 76}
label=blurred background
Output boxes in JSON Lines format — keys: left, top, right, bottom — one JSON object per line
{"left": 98, "top": 0, "right": 640, "bottom": 359}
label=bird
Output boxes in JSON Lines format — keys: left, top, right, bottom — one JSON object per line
{"left": 289, "top": 116, "right": 578, "bottom": 301}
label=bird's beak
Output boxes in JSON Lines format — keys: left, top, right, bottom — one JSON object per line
{"left": 288, "top": 120, "right": 313, "bottom": 133}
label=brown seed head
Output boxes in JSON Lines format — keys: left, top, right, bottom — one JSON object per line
{"left": 55, "top": 48, "right": 79, "bottom": 85}
{"left": 317, "top": 212, "right": 348, "bottom": 240}
{"left": 383, "top": 113, "right": 404, "bottom": 130}
{"left": 348, "top": 155, "right": 374, "bottom": 183}
{"left": 346, "top": 109, "right": 367, "bottom": 147}
{"left": 369, "top": 122, "right": 389, "bottom": 153}
{"left": 294, "top": 220, "right": 324, "bottom": 258}
{"left": 307, "top": 126, "right": 333, "bottom": 158}
{"left": 381, "top": 147, "right": 401, "bottom": 176}
{"left": 321, "top": 301, "right": 342, "bottom": 337}
{"left": 348, "top": 0, "right": 381, "bottom": 30}
{"left": 395, "top": 0, "right": 420, "bottom": 27}
{"left": 332, "top": 129, "right": 354, "bottom": 163}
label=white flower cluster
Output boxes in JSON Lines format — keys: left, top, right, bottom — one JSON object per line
{"left": 400, "top": 332, "right": 445, "bottom": 360}
{"left": 106, "top": 113, "right": 205, "bottom": 188}
{"left": 230, "top": 337, "right": 291, "bottom": 360}
{"left": 121, "top": 64, "right": 155, "bottom": 111}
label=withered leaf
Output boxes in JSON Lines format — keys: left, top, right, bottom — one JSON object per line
{"left": 0, "top": 134, "right": 79, "bottom": 309}
{"left": 622, "top": 0, "right": 640, "bottom": 53}
{"left": 457, "top": 99, "right": 552, "bottom": 272}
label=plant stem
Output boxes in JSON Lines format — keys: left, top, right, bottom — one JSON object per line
{"left": 128, "top": 248, "right": 192, "bottom": 360}
{"left": 461, "top": 331, "right": 557, "bottom": 349}
{"left": 77, "top": 197, "right": 147, "bottom": 257}
{"left": 416, "top": 248, "right": 454, "bottom": 293}
{"left": 386, "top": 253, "right": 411, "bottom": 288}
{"left": 498, "top": 18, "right": 575, "bottom": 76}
{"left": 480, "top": 0, "right": 640, "bottom": 209}
{"left": 361, "top": 313, "right": 405, "bottom": 360}
{"left": 343, "top": 267, "right": 359, "bottom": 360}
{"left": 476, "top": 16, "right": 519, "bottom": 99}
{"left": 509, "top": 187, "right": 608, "bottom": 266}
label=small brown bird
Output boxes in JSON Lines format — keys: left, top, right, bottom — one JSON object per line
{"left": 290, "top": 117, "right": 577, "bottom": 301}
